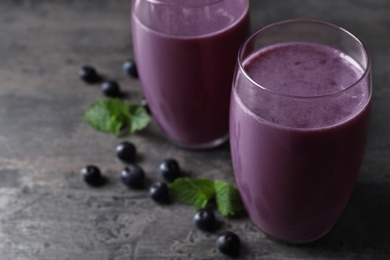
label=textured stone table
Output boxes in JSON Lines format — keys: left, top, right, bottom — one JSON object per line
{"left": 0, "top": 0, "right": 389, "bottom": 259}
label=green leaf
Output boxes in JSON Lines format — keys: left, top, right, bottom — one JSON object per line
{"left": 170, "top": 177, "right": 245, "bottom": 216}
{"left": 128, "top": 104, "right": 151, "bottom": 134}
{"left": 170, "top": 178, "right": 215, "bottom": 210}
{"left": 194, "top": 195, "right": 209, "bottom": 210}
{"left": 192, "top": 179, "right": 216, "bottom": 199}
{"left": 214, "top": 181, "right": 244, "bottom": 216}
{"left": 83, "top": 98, "right": 150, "bottom": 136}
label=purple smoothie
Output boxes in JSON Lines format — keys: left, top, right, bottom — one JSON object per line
{"left": 230, "top": 42, "right": 371, "bottom": 243}
{"left": 131, "top": 0, "right": 250, "bottom": 148}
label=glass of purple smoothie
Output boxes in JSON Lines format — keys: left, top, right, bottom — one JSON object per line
{"left": 230, "top": 19, "right": 372, "bottom": 243}
{"left": 131, "top": 0, "right": 250, "bottom": 149}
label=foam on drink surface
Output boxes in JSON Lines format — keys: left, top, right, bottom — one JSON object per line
{"left": 237, "top": 42, "right": 369, "bottom": 129}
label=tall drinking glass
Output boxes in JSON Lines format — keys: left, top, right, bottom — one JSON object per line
{"left": 131, "top": 0, "right": 250, "bottom": 149}
{"left": 230, "top": 19, "right": 372, "bottom": 243}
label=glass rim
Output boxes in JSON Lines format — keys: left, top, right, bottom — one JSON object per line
{"left": 238, "top": 19, "right": 371, "bottom": 100}
{"left": 140, "top": 0, "right": 224, "bottom": 7}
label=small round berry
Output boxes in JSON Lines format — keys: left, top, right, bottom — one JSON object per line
{"left": 158, "top": 158, "right": 180, "bottom": 182}
{"left": 80, "top": 165, "right": 103, "bottom": 186}
{"left": 193, "top": 208, "right": 217, "bottom": 232}
{"left": 101, "top": 80, "right": 121, "bottom": 97}
{"left": 122, "top": 59, "right": 138, "bottom": 78}
{"left": 116, "top": 141, "right": 137, "bottom": 163}
{"left": 149, "top": 182, "right": 170, "bottom": 204}
{"left": 216, "top": 231, "right": 241, "bottom": 257}
{"left": 140, "top": 97, "right": 151, "bottom": 115}
{"left": 120, "top": 164, "right": 145, "bottom": 189}
{"left": 79, "top": 65, "right": 101, "bottom": 84}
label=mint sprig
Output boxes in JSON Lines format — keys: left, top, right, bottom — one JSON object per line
{"left": 170, "top": 177, "right": 244, "bottom": 216}
{"left": 83, "top": 98, "right": 151, "bottom": 136}
{"left": 214, "top": 181, "right": 245, "bottom": 217}
{"left": 128, "top": 104, "right": 151, "bottom": 134}
{"left": 170, "top": 178, "right": 215, "bottom": 210}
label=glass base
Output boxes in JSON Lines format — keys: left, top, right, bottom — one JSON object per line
{"left": 167, "top": 134, "right": 229, "bottom": 150}
{"left": 260, "top": 226, "right": 333, "bottom": 245}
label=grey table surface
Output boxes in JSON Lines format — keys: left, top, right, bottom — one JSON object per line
{"left": 0, "top": 0, "right": 389, "bottom": 259}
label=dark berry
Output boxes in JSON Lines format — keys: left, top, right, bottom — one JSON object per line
{"left": 79, "top": 65, "right": 101, "bottom": 84}
{"left": 149, "top": 182, "right": 170, "bottom": 204}
{"left": 120, "top": 164, "right": 145, "bottom": 189}
{"left": 140, "top": 97, "right": 151, "bottom": 115}
{"left": 216, "top": 231, "right": 241, "bottom": 257}
{"left": 193, "top": 208, "right": 217, "bottom": 232}
{"left": 116, "top": 141, "right": 137, "bottom": 163}
{"left": 158, "top": 158, "right": 180, "bottom": 182}
{"left": 101, "top": 80, "right": 121, "bottom": 97}
{"left": 80, "top": 165, "right": 103, "bottom": 186}
{"left": 123, "top": 59, "right": 138, "bottom": 78}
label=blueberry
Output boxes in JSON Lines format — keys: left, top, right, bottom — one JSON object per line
{"left": 149, "top": 182, "right": 170, "bottom": 204}
{"left": 80, "top": 165, "right": 104, "bottom": 186}
{"left": 216, "top": 231, "right": 241, "bottom": 257}
{"left": 193, "top": 208, "right": 217, "bottom": 232}
{"left": 101, "top": 80, "right": 121, "bottom": 97}
{"left": 120, "top": 164, "right": 145, "bottom": 189}
{"left": 158, "top": 158, "right": 180, "bottom": 182}
{"left": 116, "top": 141, "right": 137, "bottom": 163}
{"left": 79, "top": 65, "right": 101, "bottom": 84}
{"left": 122, "top": 59, "right": 138, "bottom": 78}
{"left": 140, "top": 97, "right": 151, "bottom": 115}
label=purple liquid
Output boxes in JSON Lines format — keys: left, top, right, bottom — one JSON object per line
{"left": 230, "top": 42, "right": 371, "bottom": 243}
{"left": 132, "top": 1, "right": 250, "bottom": 148}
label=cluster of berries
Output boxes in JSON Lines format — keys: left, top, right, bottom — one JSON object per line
{"left": 79, "top": 59, "right": 138, "bottom": 97}
{"left": 80, "top": 141, "right": 180, "bottom": 204}
{"left": 80, "top": 142, "right": 240, "bottom": 257}
{"left": 78, "top": 59, "right": 241, "bottom": 257}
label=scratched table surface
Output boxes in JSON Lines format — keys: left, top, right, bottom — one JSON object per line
{"left": 0, "top": 0, "right": 389, "bottom": 259}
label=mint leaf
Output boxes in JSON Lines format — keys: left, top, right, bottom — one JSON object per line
{"left": 214, "top": 181, "right": 244, "bottom": 216}
{"left": 194, "top": 195, "right": 209, "bottom": 210}
{"left": 192, "top": 179, "right": 216, "bottom": 199}
{"left": 128, "top": 104, "right": 151, "bottom": 134}
{"left": 192, "top": 178, "right": 216, "bottom": 210}
{"left": 170, "top": 178, "right": 215, "bottom": 210}
{"left": 83, "top": 98, "right": 128, "bottom": 135}
{"left": 170, "top": 177, "right": 245, "bottom": 216}
{"left": 83, "top": 98, "right": 150, "bottom": 136}
{"left": 170, "top": 178, "right": 200, "bottom": 205}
